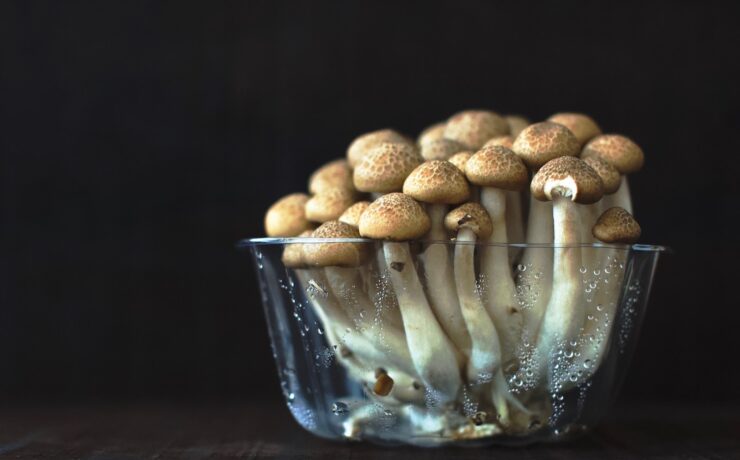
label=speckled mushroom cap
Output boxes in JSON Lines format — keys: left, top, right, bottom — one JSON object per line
{"left": 592, "top": 207, "right": 641, "bottom": 243}
{"left": 548, "top": 113, "right": 602, "bottom": 146}
{"left": 403, "top": 160, "right": 471, "bottom": 204}
{"left": 338, "top": 201, "right": 370, "bottom": 227}
{"left": 420, "top": 138, "right": 466, "bottom": 161}
{"left": 305, "top": 187, "right": 356, "bottom": 223}
{"left": 444, "top": 202, "right": 493, "bottom": 239}
{"left": 302, "top": 221, "right": 370, "bottom": 268}
{"left": 531, "top": 156, "right": 605, "bottom": 204}
{"left": 443, "top": 110, "right": 509, "bottom": 150}
{"left": 482, "top": 135, "right": 514, "bottom": 149}
{"left": 353, "top": 142, "right": 423, "bottom": 193}
{"left": 282, "top": 229, "right": 313, "bottom": 268}
{"left": 465, "top": 145, "right": 529, "bottom": 191}
{"left": 581, "top": 134, "right": 644, "bottom": 174}
{"left": 583, "top": 156, "right": 621, "bottom": 195}
{"left": 448, "top": 151, "right": 473, "bottom": 173}
{"left": 504, "top": 115, "right": 530, "bottom": 138}
{"left": 264, "top": 193, "right": 312, "bottom": 237}
{"left": 359, "top": 193, "right": 431, "bottom": 241}
{"left": 417, "top": 122, "right": 446, "bottom": 145}
{"left": 308, "top": 159, "right": 354, "bottom": 194}
{"left": 347, "top": 129, "right": 410, "bottom": 168}
{"left": 512, "top": 121, "right": 581, "bottom": 169}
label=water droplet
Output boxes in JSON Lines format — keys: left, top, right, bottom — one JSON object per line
{"left": 331, "top": 402, "right": 349, "bottom": 415}
{"left": 383, "top": 409, "right": 393, "bottom": 416}
{"left": 587, "top": 314, "right": 595, "bottom": 321}
{"left": 564, "top": 350, "right": 574, "bottom": 358}
{"left": 596, "top": 304, "right": 604, "bottom": 311}
{"left": 517, "top": 264, "right": 526, "bottom": 272}
{"left": 579, "top": 266, "right": 587, "bottom": 274}
{"left": 317, "top": 328, "right": 324, "bottom": 335}
{"left": 569, "top": 373, "right": 578, "bottom": 382}
{"left": 287, "top": 392, "right": 295, "bottom": 401}
{"left": 583, "top": 359, "right": 592, "bottom": 368}
{"left": 593, "top": 269, "right": 601, "bottom": 275}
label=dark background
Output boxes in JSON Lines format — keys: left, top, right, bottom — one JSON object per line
{"left": 1, "top": 1, "right": 738, "bottom": 405}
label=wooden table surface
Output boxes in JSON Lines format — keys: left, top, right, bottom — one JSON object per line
{"left": 0, "top": 401, "right": 736, "bottom": 459}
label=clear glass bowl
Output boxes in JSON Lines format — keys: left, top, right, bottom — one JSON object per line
{"left": 238, "top": 238, "right": 666, "bottom": 447}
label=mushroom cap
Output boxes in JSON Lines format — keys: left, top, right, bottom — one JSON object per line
{"left": 303, "top": 221, "right": 370, "bottom": 267}
{"left": 403, "top": 160, "right": 471, "bottom": 204}
{"left": 448, "top": 151, "right": 473, "bottom": 173}
{"left": 531, "top": 156, "right": 604, "bottom": 204}
{"left": 420, "top": 138, "right": 466, "bottom": 161}
{"left": 581, "top": 134, "right": 644, "bottom": 174}
{"left": 359, "top": 193, "right": 431, "bottom": 241}
{"left": 583, "top": 156, "right": 621, "bottom": 195}
{"left": 264, "top": 193, "right": 312, "bottom": 237}
{"left": 417, "top": 122, "right": 446, "bottom": 145}
{"left": 444, "top": 202, "right": 493, "bottom": 239}
{"left": 308, "top": 159, "right": 354, "bottom": 194}
{"left": 338, "top": 201, "right": 370, "bottom": 227}
{"left": 443, "top": 110, "right": 509, "bottom": 150}
{"left": 548, "top": 112, "right": 602, "bottom": 146}
{"left": 281, "top": 229, "right": 313, "bottom": 268}
{"left": 465, "top": 145, "right": 529, "bottom": 191}
{"left": 305, "top": 187, "right": 356, "bottom": 223}
{"left": 592, "top": 207, "right": 641, "bottom": 243}
{"left": 482, "top": 135, "right": 514, "bottom": 149}
{"left": 353, "top": 142, "right": 423, "bottom": 193}
{"left": 512, "top": 121, "right": 581, "bottom": 169}
{"left": 504, "top": 115, "right": 530, "bottom": 138}
{"left": 347, "top": 129, "right": 410, "bottom": 168}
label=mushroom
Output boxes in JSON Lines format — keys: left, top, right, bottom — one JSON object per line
{"left": 483, "top": 136, "right": 514, "bottom": 149}
{"left": 353, "top": 142, "right": 423, "bottom": 197}
{"left": 338, "top": 201, "right": 370, "bottom": 227}
{"left": 347, "top": 129, "right": 411, "bottom": 168}
{"left": 444, "top": 110, "right": 510, "bottom": 150}
{"left": 448, "top": 151, "right": 473, "bottom": 173}
{"left": 308, "top": 159, "right": 354, "bottom": 194}
{"left": 403, "top": 161, "right": 472, "bottom": 357}
{"left": 547, "top": 113, "right": 602, "bottom": 147}
{"left": 530, "top": 156, "right": 604, "bottom": 388}
{"left": 360, "top": 193, "right": 464, "bottom": 404}
{"left": 504, "top": 115, "right": 530, "bottom": 138}
{"left": 417, "top": 121, "right": 446, "bottom": 146}
{"left": 465, "top": 146, "right": 528, "bottom": 364}
{"left": 581, "top": 156, "right": 622, "bottom": 265}
{"left": 305, "top": 187, "right": 356, "bottom": 223}
{"left": 420, "top": 138, "right": 466, "bottom": 161}
{"left": 264, "top": 193, "right": 312, "bottom": 237}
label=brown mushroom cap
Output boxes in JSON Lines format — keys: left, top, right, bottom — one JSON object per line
{"left": 465, "top": 145, "right": 529, "bottom": 191}
{"left": 444, "top": 202, "right": 493, "bottom": 239}
{"left": 444, "top": 110, "right": 509, "bottom": 150}
{"left": 548, "top": 113, "right": 602, "bottom": 146}
{"left": 282, "top": 229, "right": 313, "bottom": 268}
{"left": 504, "top": 115, "right": 530, "bottom": 138}
{"left": 592, "top": 207, "right": 641, "bottom": 243}
{"left": 305, "top": 187, "right": 356, "bottom": 223}
{"left": 353, "top": 142, "right": 423, "bottom": 193}
{"left": 417, "top": 122, "right": 446, "bottom": 145}
{"left": 403, "top": 160, "right": 471, "bottom": 204}
{"left": 338, "top": 201, "right": 370, "bottom": 227}
{"left": 448, "top": 151, "right": 473, "bottom": 173}
{"left": 512, "top": 121, "right": 581, "bottom": 169}
{"left": 264, "top": 193, "right": 312, "bottom": 237}
{"left": 302, "top": 221, "right": 370, "bottom": 267}
{"left": 581, "top": 134, "right": 645, "bottom": 174}
{"left": 359, "top": 193, "right": 431, "bottom": 241}
{"left": 531, "top": 156, "right": 605, "bottom": 204}
{"left": 482, "top": 135, "right": 514, "bottom": 149}
{"left": 583, "top": 156, "right": 621, "bottom": 195}
{"left": 308, "top": 159, "right": 354, "bottom": 194}
{"left": 420, "top": 138, "right": 466, "bottom": 161}
{"left": 347, "top": 129, "right": 410, "bottom": 168}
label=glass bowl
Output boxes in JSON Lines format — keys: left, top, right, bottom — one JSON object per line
{"left": 238, "top": 238, "right": 666, "bottom": 447}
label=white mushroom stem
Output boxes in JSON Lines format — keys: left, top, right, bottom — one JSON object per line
{"left": 605, "top": 177, "right": 632, "bottom": 214}
{"left": 383, "top": 241, "right": 463, "bottom": 404}
{"left": 479, "top": 188, "right": 524, "bottom": 365}
{"left": 505, "top": 190, "right": 525, "bottom": 260}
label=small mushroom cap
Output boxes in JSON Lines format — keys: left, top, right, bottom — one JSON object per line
{"left": 338, "top": 201, "right": 370, "bottom": 227}
{"left": 448, "top": 151, "right": 473, "bottom": 173}
{"left": 264, "top": 193, "right": 312, "bottom": 237}
{"left": 305, "top": 187, "right": 356, "bottom": 223}
{"left": 347, "top": 129, "right": 410, "bottom": 168}
{"left": 302, "top": 221, "right": 370, "bottom": 267}
{"left": 465, "top": 145, "right": 529, "bottom": 191}
{"left": 548, "top": 113, "right": 602, "bottom": 146}
{"left": 512, "top": 121, "right": 581, "bottom": 169}
{"left": 359, "top": 193, "right": 431, "bottom": 241}
{"left": 583, "top": 156, "right": 621, "bottom": 195}
{"left": 308, "top": 159, "right": 354, "bottom": 194}
{"left": 504, "top": 115, "right": 530, "bottom": 138}
{"left": 531, "top": 156, "right": 604, "bottom": 204}
{"left": 417, "top": 122, "right": 446, "bottom": 145}
{"left": 592, "top": 207, "right": 641, "bottom": 243}
{"left": 581, "top": 134, "right": 644, "bottom": 174}
{"left": 282, "top": 229, "right": 313, "bottom": 268}
{"left": 420, "top": 138, "right": 466, "bottom": 160}
{"left": 482, "top": 135, "right": 514, "bottom": 149}
{"left": 403, "top": 160, "right": 471, "bottom": 204}
{"left": 353, "top": 142, "right": 423, "bottom": 193}
{"left": 444, "top": 110, "right": 509, "bottom": 150}
{"left": 444, "top": 202, "right": 493, "bottom": 239}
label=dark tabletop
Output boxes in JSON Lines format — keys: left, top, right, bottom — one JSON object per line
{"left": 0, "top": 402, "right": 737, "bottom": 459}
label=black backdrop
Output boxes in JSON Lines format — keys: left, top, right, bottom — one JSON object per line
{"left": 1, "top": 1, "right": 739, "bottom": 404}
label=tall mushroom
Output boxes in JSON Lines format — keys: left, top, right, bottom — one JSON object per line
{"left": 581, "top": 156, "right": 622, "bottom": 267}
{"left": 581, "top": 134, "right": 644, "bottom": 214}
{"left": 444, "top": 110, "right": 510, "bottom": 151}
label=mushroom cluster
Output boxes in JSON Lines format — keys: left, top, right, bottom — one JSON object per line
{"left": 263, "top": 110, "right": 643, "bottom": 440}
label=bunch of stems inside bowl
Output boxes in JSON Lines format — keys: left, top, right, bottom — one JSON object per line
{"left": 263, "top": 110, "right": 643, "bottom": 439}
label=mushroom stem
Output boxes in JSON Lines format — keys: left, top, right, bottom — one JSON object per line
{"left": 383, "top": 241, "right": 464, "bottom": 404}
{"left": 519, "top": 196, "right": 554, "bottom": 340}
{"left": 607, "top": 177, "right": 632, "bottom": 214}
{"left": 505, "top": 190, "right": 525, "bottom": 258}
